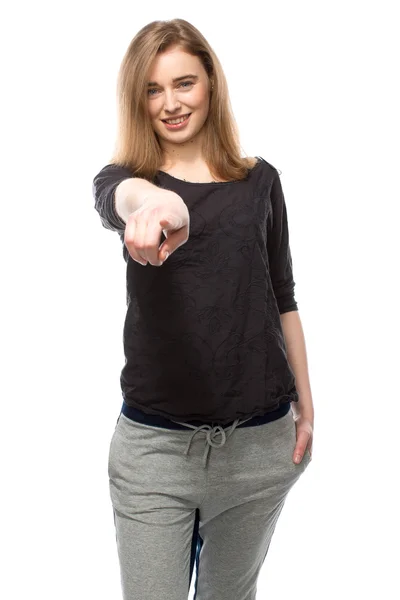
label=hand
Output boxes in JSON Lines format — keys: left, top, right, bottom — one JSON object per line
{"left": 124, "top": 190, "right": 190, "bottom": 267}
{"left": 293, "top": 414, "right": 313, "bottom": 464}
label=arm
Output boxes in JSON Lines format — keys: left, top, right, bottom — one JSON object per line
{"left": 115, "top": 177, "right": 164, "bottom": 223}
{"left": 92, "top": 164, "right": 161, "bottom": 232}
{"left": 266, "top": 168, "right": 314, "bottom": 421}
{"left": 280, "top": 311, "right": 314, "bottom": 421}
{"left": 266, "top": 170, "right": 298, "bottom": 314}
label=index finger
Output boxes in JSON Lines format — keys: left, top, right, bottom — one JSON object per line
{"left": 142, "top": 217, "right": 166, "bottom": 266}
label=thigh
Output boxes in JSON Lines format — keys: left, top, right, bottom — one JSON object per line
{"left": 195, "top": 495, "right": 287, "bottom": 600}
{"left": 194, "top": 410, "right": 311, "bottom": 600}
{"left": 108, "top": 413, "right": 206, "bottom": 600}
{"left": 111, "top": 505, "right": 196, "bottom": 600}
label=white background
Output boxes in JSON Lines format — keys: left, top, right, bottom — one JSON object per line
{"left": 1, "top": 1, "right": 399, "bottom": 599}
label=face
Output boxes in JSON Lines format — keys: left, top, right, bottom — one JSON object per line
{"left": 146, "top": 46, "right": 212, "bottom": 148}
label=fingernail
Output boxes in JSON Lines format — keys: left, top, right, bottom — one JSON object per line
{"left": 164, "top": 251, "right": 169, "bottom": 261}
{"left": 295, "top": 454, "right": 301, "bottom": 463}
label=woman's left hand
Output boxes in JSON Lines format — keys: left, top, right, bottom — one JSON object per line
{"left": 293, "top": 414, "right": 314, "bottom": 464}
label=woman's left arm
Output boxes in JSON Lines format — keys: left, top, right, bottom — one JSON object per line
{"left": 265, "top": 165, "right": 314, "bottom": 457}
{"left": 280, "top": 310, "right": 314, "bottom": 423}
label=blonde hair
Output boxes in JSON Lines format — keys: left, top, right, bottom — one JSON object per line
{"left": 109, "top": 18, "right": 256, "bottom": 182}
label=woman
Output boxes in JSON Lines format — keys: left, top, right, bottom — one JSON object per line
{"left": 92, "top": 18, "right": 314, "bottom": 600}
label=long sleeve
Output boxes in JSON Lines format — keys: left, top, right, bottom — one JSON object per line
{"left": 266, "top": 170, "right": 298, "bottom": 314}
{"left": 92, "top": 163, "right": 135, "bottom": 233}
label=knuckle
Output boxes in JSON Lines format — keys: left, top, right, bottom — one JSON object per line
{"left": 142, "top": 243, "right": 156, "bottom": 251}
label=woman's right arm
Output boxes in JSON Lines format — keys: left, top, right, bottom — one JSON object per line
{"left": 92, "top": 164, "right": 159, "bottom": 233}
{"left": 115, "top": 177, "right": 159, "bottom": 223}
{"left": 92, "top": 164, "right": 190, "bottom": 266}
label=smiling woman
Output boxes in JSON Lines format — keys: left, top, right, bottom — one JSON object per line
{"left": 92, "top": 17, "right": 314, "bottom": 600}
{"left": 144, "top": 44, "right": 236, "bottom": 181}
{"left": 145, "top": 46, "right": 216, "bottom": 172}
{"left": 107, "top": 20, "right": 257, "bottom": 183}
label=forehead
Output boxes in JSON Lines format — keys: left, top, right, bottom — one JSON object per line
{"left": 147, "top": 47, "right": 205, "bottom": 83}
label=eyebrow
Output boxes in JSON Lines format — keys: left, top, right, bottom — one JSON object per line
{"left": 147, "top": 74, "right": 199, "bottom": 87}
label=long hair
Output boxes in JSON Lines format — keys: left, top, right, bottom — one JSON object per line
{"left": 109, "top": 19, "right": 256, "bottom": 182}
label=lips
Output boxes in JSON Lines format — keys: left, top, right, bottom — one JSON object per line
{"left": 162, "top": 113, "right": 191, "bottom": 122}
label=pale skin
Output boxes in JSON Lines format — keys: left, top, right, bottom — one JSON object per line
{"left": 281, "top": 311, "right": 314, "bottom": 463}
{"left": 147, "top": 45, "right": 224, "bottom": 179}
{"left": 130, "top": 44, "right": 314, "bottom": 463}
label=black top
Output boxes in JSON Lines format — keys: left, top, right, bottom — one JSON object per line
{"left": 92, "top": 156, "right": 299, "bottom": 426}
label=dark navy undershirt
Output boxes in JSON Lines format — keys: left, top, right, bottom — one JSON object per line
{"left": 119, "top": 399, "right": 291, "bottom": 430}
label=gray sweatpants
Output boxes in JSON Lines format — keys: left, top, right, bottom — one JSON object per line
{"left": 108, "top": 408, "right": 311, "bottom": 600}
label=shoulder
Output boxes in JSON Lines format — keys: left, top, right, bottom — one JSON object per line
{"left": 94, "top": 162, "right": 134, "bottom": 179}
{"left": 246, "top": 156, "right": 281, "bottom": 194}
{"left": 92, "top": 162, "right": 136, "bottom": 191}
{"left": 253, "top": 156, "right": 280, "bottom": 178}
{"left": 246, "top": 156, "right": 259, "bottom": 169}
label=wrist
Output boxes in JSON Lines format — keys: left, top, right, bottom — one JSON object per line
{"left": 116, "top": 178, "right": 158, "bottom": 219}
{"left": 291, "top": 397, "right": 314, "bottom": 421}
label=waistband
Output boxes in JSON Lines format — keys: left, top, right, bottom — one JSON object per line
{"left": 120, "top": 401, "right": 292, "bottom": 469}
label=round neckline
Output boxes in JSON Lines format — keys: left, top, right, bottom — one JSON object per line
{"left": 157, "top": 158, "right": 261, "bottom": 186}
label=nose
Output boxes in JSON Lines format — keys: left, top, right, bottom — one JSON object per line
{"left": 163, "top": 88, "right": 181, "bottom": 113}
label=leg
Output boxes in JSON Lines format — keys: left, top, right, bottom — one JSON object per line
{"left": 108, "top": 413, "right": 207, "bottom": 600}
{"left": 194, "top": 410, "right": 311, "bottom": 600}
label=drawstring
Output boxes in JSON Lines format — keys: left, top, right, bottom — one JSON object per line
{"left": 170, "top": 417, "right": 254, "bottom": 468}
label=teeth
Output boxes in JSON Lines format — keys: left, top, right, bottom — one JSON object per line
{"left": 165, "top": 114, "right": 189, "bottom": 124}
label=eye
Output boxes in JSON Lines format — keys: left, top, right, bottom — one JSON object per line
{"left": 147, "top": 81, "right": 194, "bottom": 96}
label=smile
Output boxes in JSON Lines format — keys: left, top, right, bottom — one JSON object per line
{"left": 162, "top": 113, "right": 192, "bottom": 130}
